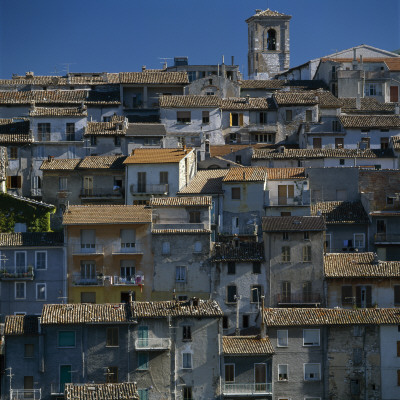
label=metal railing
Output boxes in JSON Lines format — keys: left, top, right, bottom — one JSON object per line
{"left": 10, "top": 389, "right": 41, "bottom": 400}
{"left": 0, "top": 267, "right": 34, "bottom": 280}
{"left": 223, "top": 383, "right": 272, "bottom": 395}
{"left": 374, "top": 234, "right": 400, "bottom": 243}
{"left": 212, "top": 242, "right": 264, "bottom": 261}
{"left": 113, "top": 274, "right": 144, "bottom": 286}
{"left": 266, "top": 196, "right": 308, "bottom": 206}
{"left": 134, "top": 337, "right": 171, "bottom": 350}
{"left": 219, "top": 226, "right": 258, "bottom": 236}
{"left": 112, "top": 243, "right": 143, "bottom": 254}
{"left": 276, "top": 292, "right": 322, "bottom": 306}
{"left": 71, "top": 244, "right": 104, "bottom": 254}
{"left": 71, "top": 273, "right": 103, "bottom": 286}
{"left": 152, "top": 223, "right": 206, "bottom": 230}
{"left": 130, "top": 184, "right": 169, "bottom": 195}
{"left": 80, "top": 188, "right": 123, "bottom": 198}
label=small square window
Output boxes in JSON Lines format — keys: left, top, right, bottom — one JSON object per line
{"left": 278, "top": 364, "right": 288, "bottom": 381}
{"left": 252, "top": 262, "right": 261, "bottom": 274}
{"left": 242, "top": 315, "right": 249, "bottom": 328}
{"left": 58, "top": 331, "right": 75, "bottom": 347}
{"left": 182, "top": 352, "right": 192, "bottom": 369}
{"left": 277, "top": 330, "right": 288, "bottom": 347}
{"left": 189, "top": 211, "right": 201, "bottom": 223}
{"left": 231, "top": 187, "right": 241, "bottom": 200}
{"left": 24, "top": 344, "right": 34, "bottom": 358}
{"left": 106, "top": 366, "right": 118, "bottom": 383}
{"left": 183, "top": 325, "right": 192, "bottom": 341}
{"left": 304, "top": 363, "right": 321, "bottom": 381}
{"left": 9, "top": 147, "right": 18, "bottom": 160}
{"left": 304, "top": 232, "right": 310, "bottom": 240}
{"left": 227, "top": 262, "right": 236, "bottom": 275}
{"left": 106, "top": 327, "right": 119, "bottom": 347}
{"left": 303, "top": 329, "right": 320, "bottom": 346}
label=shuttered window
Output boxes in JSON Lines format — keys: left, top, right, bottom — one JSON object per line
{"left": 341, "top": 285, "right": 353, "bottom": 305}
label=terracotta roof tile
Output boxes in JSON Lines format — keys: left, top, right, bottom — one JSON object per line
{"left": 123, "top": 148, "right": 192, "bottom": 164}
{"left": 159, "top": 95, "right": 220, "bottom": 108}
{"left": 63, "top": 205, "right": 151, "bottom": 225}
{"left": 339, "top": 115, "right": 400, "bottom": 128}
{"left": 0, "top": 232, "right": 64, "bottom": 247}
{"left": 263, "top": 167, "right": 306, "bottom": 180}
{"left": 220, "top": 97, "right": 275, "bottom": 110}
{"left": 223, "top": 336, "right": 274, "bottom": 354}
{"left": 178, "top": 170, "right": 228, "bottom": 194}
{"left": 150, "top": 196, "right": 212, "bottom": 207}
{"left": 118, "top": 71, "right": 188, "bottom": 84}
{"left": 310, "top": 201, "right": 369, "bottom": 224}
{"left": 273, "top": 92, "right": 318, "bottom": 106}
{"left": 65, "top": 383, "right": 139, "bottom": 400}
{"left": 5, "top": 315, "right": 39, "bottom": 335}
{"left": 126, "top": 123, "right": 167, "bottom": 137}
{"left": 85, "top": 116, "right": 127, "bottom": 136}
{"left": 246, "top": 8, "right": 291, "bottom": 21}
{"left": 324, "top": 252, "right": 400, "bottom": 278}
{"left": 3, "top": 193, "right": 55, "bottom": 209}
{"left": 391, "top": 136, "right": 400, "bottom": 151}
{"left": 29, "top": 107, "right": 87, "bottom": 117}
{"left": 263, "top": 307, "right": 400, "bottom": 326}
{"left": 315, "top": 90, "right": 342, "bottom": 108}
{"left": 151, "top": 229, "right": 212, "bottom": 234}
{"left": 240, "top": 80, "right": 285, "bottom": 89}
{"left": 262, "top": 216, "right": 326, "bottom": 232}
{"left": 340, "top": 97, "right": 395, "bottom": 113}
{"left": 78, "top": 155, "right": 127, "bottom": 170}
{"left": 223, "top": 167, "right": 266, "bottom": 182}
{"left": 40, "top": 158, "right": 81, "bottom": 171}
{"left": 0, "top": 118, "right": 32, "bottom": 143}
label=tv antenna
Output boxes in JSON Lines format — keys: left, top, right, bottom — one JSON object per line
{"left": 158, "top": 57, "right": 173, "bottom": 68}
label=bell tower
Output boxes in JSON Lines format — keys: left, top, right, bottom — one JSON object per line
{"left": 246, "top": 9, "right": 291, "bottom": 79}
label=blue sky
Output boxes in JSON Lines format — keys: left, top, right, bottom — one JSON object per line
{"left": 0, "top": 0, "right": 399, "bottom": 79}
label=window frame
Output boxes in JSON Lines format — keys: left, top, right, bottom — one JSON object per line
{"left": 137, "top": 352, "right": 149, "bottom": 370}
{"left": 277, "top": 330, "right": 288, "bottom": 347}
{"left": 353, "top": 233, "right": 365, "bottom": 249}
{"left": 281, "top": 246, "right": 290, "bottom": 262}
{"left": 225, "top": 363, "right": 235, "bottom": 383}
{"left": 251, "top": 285, "right": 262, "bottom": 303}
{"left": 189, "top": 211, "right": 201, "bottom": 223}
{"left": 304, "top": 363, "right": 321, "bottom": 381}
{"left": 303, "top": 329, "right": 320, "bottom": 347}
{"left": 302, "top": 245, "right": 312, "bottom": 262}
{"left": 106, "top": 327, "right": 119, "bottom": 347}
{"left": 202, "top": 111, "right": 210, "bottom": 124}
{"left": 252, "top": 262, "right": 261, "bottom": 274}
{"left": 226, "top": 285, "right": 237, "bottom": 303}
{"left": 35, "top": 251, "right": 47, "bottom": 270}
{"left": 231, "top": 187, "right": 241, "bottom": 200}
{"left": 106, "top": 366, "right": 118, "bottom": 383}
{"left": 36, "top": 283, "right": 47, "bottom": 301}
{"left": 58, "top": 331, "right": 76, "bottom": 348}
{"left": 182, "top": 352, "right": 192, "bottom": 369}
{"left": 182, "top": 325, "right": 192, "bottom": 341}
{"left": 24, "top": 343, "right": 34, "bottom": 358}
{"left": 285, "top": 110, "right": 292, "bottom": 122}
{"left": 227, "top": 262, "right": 236, "bottom": 275}
{"left": 278, "top": 364, "right": 288, "bottom": 381}
{"left": 175, "top": 266, "right": 186, "bottom": 283}
{"left": 177, "top": 111, "right": 191, "bottom": 124}
{"left": 162, "top": 241, "right": 170, "bottom": 255}
{"left": 15, "top": 282, "right": 26, "bottom": 300}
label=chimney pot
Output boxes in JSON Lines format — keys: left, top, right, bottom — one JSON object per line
{"left": 142, "top": 65, "right": 146, "bottom": 72}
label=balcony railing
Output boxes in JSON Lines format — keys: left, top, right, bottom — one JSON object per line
{"left": 265, "top": 195, "right": 309, "bottom": 206}
{"left": 374, "top": 234, "right": 400, "bottom": 243}
{"left": 276, "top": 292, "right": 322, "bottom": 306}
{"left": 72, "top": 274, "right": 145, "bottom": 286}
{"left": 113, "top": 274, "right": 144, "bottom": 286}
{"left": 71, "top": 273, "right": 103, "bottom": 286}
{"left": 0, "top": 267, "right": 34, "bottom": 280}
{"left": 30, "top": 188, "right": 42, "bottom": 197}
{"left": 134, "top": 337, "right": 171, "bottom": 350}
{"left": 223, "top": 383, "right": 272, "bottom": 395}
{"left": 80, "top": 188, "right": 123, "bottom": 198}
{"left": 112, "top": 243, "right": 144, "bottom": 254}
{"left": 72, "top": 244, "right": 104, "bottom": 255}
{"left": 10, "top": 389, "right": 41, "bottom": 400}
{"left": 246, "top": 123, "right": 277, "bottom": 133}
{"left": 212, "top": 242, "right": 264, "bottom": 261}
{"left": 219, "top": 226, "right": 259, "bottom": 236}
{"left": 130, "top": 184, "right": 169, "bottom": 195}
{"left": 152, "top": 223, "right": 206, "bottom": 231}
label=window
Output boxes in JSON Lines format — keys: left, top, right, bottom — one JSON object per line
{"left": 252, "top": 262, "right": 261, "bottom": 274}
{"left": 251, "top": 285, "right": 262, "bottom": 303}
{"left": 303, "top": 246, "right": 312, "bottom": 262}
{"left": 356, "top": 286, "right": 372, "bottom": 308}
{"left": 194, "top": 241, "right": 202, "bottom": 253}
{"left": 235, "top": 155, "right": 242, "bottom": 164}
{"left": 303, "top": 329, "right": 320, "bottom": 346}
{"left": 227, "top": 262, "right": 236, "bottom": 275}
{"left": 6, "top": 175, "right": 22, "bottom": 189}
{"left": 278, "top": 364, "right": 288, "bottom": 381}
{"left": 24, "top": 343, "right": 34, "bottom": 358}
{"left": 177, "top": 111, "right": 191, "bottom": 123}
{"left": 360, "top": 137, "right": 370, "bottom": 149}
{"left": 80, "top": 229, "right": 95, "bottom": 249}
{"left": 335, "top": 137, "right": 344, "bottom": 149}
{"left": 242, "top": 314, "right": 249, "bottom": 328}
{"left": 106, "top": 367, "right": 118, "bottom": 383}
{"left": 342, "top": 286, "right": 353, "bottom": 305}
{"left": 222, "top": 316, "right": 229, "bottom": 329}
{"left": 182, "top": 352, "right": 192, "bottom": 369}
{"left": 354, "top": 233, "right": 365, "bottom": 249}
{"left": 38, "top": 123, "right": 50, "bottom": 141}
{"left": 202, "top": 111, "right": 210, "bottom": 124}
{"left": 36, "top": 283, "right": 46, "bottom": 300}
{"left": 281, "top": 247, "right": 290, "bottom": 262}
{"left": 225, "top": 364, "right": 235, "bottom": 382}
{"left": 387, "top": 196, "right": 395, "bottom": 205}
{"left": 398, "top": 370, "right": 400, "bottom": 386}
{"left": 231, "top": 187, "right": 241, "bottom": 200}
{"left": 106, "top": 327, "right": 119, "bottom": 347}
{"left": 114, "top": 136, "right": 121, "bottom": 146}
{"left": 35, "top": 251, "right": 47, "bottom": 270}
{"left": 138, "top": 389, "right": 148, "bottom": 400}
{"left": 277, "top": 330, "right": 288, "bottom": 347}
{"left": 381, "top": 137, "right": 389, "bottom": 150}
{"left": 230, "top": 113, "right": 243, "bottom": 127}
{"left": 394, "top": 286, "right": 400, "bottom": 305}
{"left": 267, "top": 28, "right": 276, "bottom": 50}
{"left": 306, "top": 110, "right": 312, "bottom": 122}
{"left": 9, "top": 147, "right": 18, "bottom": 159}
{"left": 183, "top": 387, "right": 193, "bottom": 400}
{"left": 80, "top": 261, "right": 96, "bottom": 282}
{"left": 259, "top": 112, "right": 268, "bottom": 124}
{"left": 24, "top": 376, "right": 34, "bottom": 393}
{"left": 285, "top": 110, "right": 292, "bottom": 122}
{"left": 282, "top": 232, "right": 289, "bottom": 241}
{"left": 313, "top": 138, "right": 322, "bottom": 149}
{"left": 304, "top": 231, "right": 310, "bottom": 240}
{"left": 59, "top": 177, "right": 68, "bottom": 191}
{"left": 303, "top": 281, "right": 312, "bottom": 302}
{"left": 183, "top": 325, "right": 191, "bottom": 341}
{"left": 66, "top": 123, "right": 75, "bottom": 141}
{"left": 58, "top": 331, "right": 75, "bottom": 347}
{"left": 332, "top": 120, "right": 341, "bottom": 132}
{"left": 120, "top": 229, "right": 135, "bottom": 248}
{"left": 278, "top": 184, "right": 294, "bottom": 205}
{"left": 176, "top": 266, "right": 186, "bottom": 282}
{"left": 304, "top": 363, "right": 321, "bottom": 381}
{"left": 339, "top": 158, "right": 345, "bottom": 166}
{"left": 281, "top": 281, "right": 291, "bottom": 303}
{"left": 365, "top": 83, "right": 382, "bottom": 96}
{"left": 90, "top": 135, "right": 97, "bottom": 146}
{"left": 189, "top": 211, "right": 201, "bottom": 223}
{"left": 162, "top": 242, "right": 170, "bottom": 255}
{"left": 227, "top": 285, "right": 237, "bottom": 303}
{"left": 15, "top": 282, "right": 26, "bottom": 299}
{"left": 137, "top": 171, "right": 146, "bottom": 193}
{"left": 15, "top": 251, "right": 26, "bottom": 273}
{"left": 81, "top": 292, "right": 96, "bottom": 303}
{"left": 137, "top": 352, "right": 149, "bottom": 370}
{"left": 159, "top": 171, "right": 168, "bottom": 185}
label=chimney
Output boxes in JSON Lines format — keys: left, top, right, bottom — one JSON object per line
{"left": 231, "top": 56, "right": 234, "bottom": 66}
{"left": 142, "top": 65, "right": 146, "bottom": 72}
{"left": 360, "top": 55, "right": 363, "bottom": 64}
{"left": 353, "top": 48, "right": 357, "bottom": 61}
{"left": 129, "top": 290, "right": 133, "bottom": 303}
{"left": 245, "top": 94, "right": 250, "bottom": 104}
{"left": 172, "top": 289, "right": 176, "bottom": 301}
{"left": 356, "top": 94, "right": 361, "bottom": 110}
{"left": 243, "top": 171, "right": 246, "bottom": 180}
{"left": 255, "top": 9, "right": 262, "bottom": 13}
{"left": 395, "top": 104, "right": 400, "bottom": 115}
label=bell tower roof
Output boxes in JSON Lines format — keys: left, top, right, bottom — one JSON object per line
{"left": 246, "top": 8, "right": 291, "bottom": 23}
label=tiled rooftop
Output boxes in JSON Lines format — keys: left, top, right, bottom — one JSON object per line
{"left": 123, "top": 148, "right": 192, "bottom": 164}
{"left": 78, "top": 155, "right": 127, "bottom": 170}
{"left": 263, "top": 307, "right": 400, "bottom": 326}
{"left": 339, "top": 97, "right": 395, "bottom": 113}
{"left": 150, "top": 196, "right": 212, "bottom": 207}
{"left": 178, "top": 169, "right": 228, "bottom": 194}
{"left": 223, "top": 336, "right": 274, "bottom": 355}
{"left": 264, "top": 167, "right": 306, "bottom": 180}
{"left": 126, "top": 123, "right": 167, "bottom": 137}
{"left": 117, "top": 71, "right": 188, "bottom": 84}
{"left": 65, "top": 383, "right": 139, "bottom": 400}
{"left": 0, "top": 232, "right": 64, "bottom": 247}
{"left": 339, "top": 115, "right": 400, "bottom": 128}
{"left": 223, "top": 167, "right": 266, "bottom": 182}
{"left": 159, "top": 95, "right": 220, "bottom": 108}
{"left": 29, "top": 107, "right": 87, "bottom": 117}
{"left": 0, "top": 118, "right": 31, "bottom": 143}
{"left": 321, "top": 57, "right": 400, "bottom": 72}
{"left": 246, "top": 8, "right": 291, "bottom": 21}
{"left": 151, "top": 228, "right": 212, "bottom": 234}
{"left": 310, "top": 201, "right": 369, "bottom": 224}
{"left": 4, "top": 315, "right": 39, "bottom": 335}
{"left": 40, "top": 158, "right": 81, "bottom": 171}
{"left": 63, "top": 205, "right": 151, "bottom": 225}
{"left": 220, "top": 97, "right": 275, "bottom": 110}
{"left": 85, "top": 116, "right": 127, "bottom": 136}
{"left": 262, "top": 216, "right": 326, "bottom": 232}
{"left": 240, "top": 80, "right": 327, "bottom": 91}
{"left": 273, "top": 92, "right": 318, "bottom": 106}
{"left": 324, "top": 252, "right": 400, "bottom": 278}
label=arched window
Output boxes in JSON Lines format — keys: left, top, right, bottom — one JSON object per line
{"left": 267, "top": 29, "right": 276, "bottom": 50}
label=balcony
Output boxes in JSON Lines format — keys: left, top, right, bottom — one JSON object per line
{"left": 71, "top": 273, "right": 103, "bottom": 286}
{"left": 113, "top": 273, "right": 144, "bottom": 286}
{"left": 265, "top": 194, "right": 310, "bottom": 207}
{"left": 80, "top": 188, "right": 123, "bottom": 199}
{"left": 219, "top": 226, "right": 259, "bottom": 236}
{"left": 134, "top": 337, "right": 171, "bottom": 351}
{"left": 10, "top": 389, "right": 41, "bottom": 400}
{"left": 152, "top": 223, "right": 206, "bottom": 231}
{"left": 71, "top": 244, "right": 104, "bottom": 255}
{"left": 112, "top": 242, "right": 144, "bottom": 254}
{"left": 0, "top": 267, "right": 34, "bottom": 281}
{"left": 246, "top": 123, "right": 277, "bottom": 133}
{"left": 223, "top": 383, "right": 272, "bottom": 396}
{"left": 212, "top": 242, "right": 264, "bottom": 261}
{"left": 130, "top": 184, "right": 169, "bottom": 195}
{"left": 374, "top": 233, "right": 400, "bottom": 244}
{"left": 276, "top": 293, "right": 322, "bottom": 307}
{"left": 72, "top": 273, "right": 145, "bottom": 286}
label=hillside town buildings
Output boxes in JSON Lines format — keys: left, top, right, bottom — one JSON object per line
{"left": 0, "top": 6, "right": 400, "bottom": 400}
